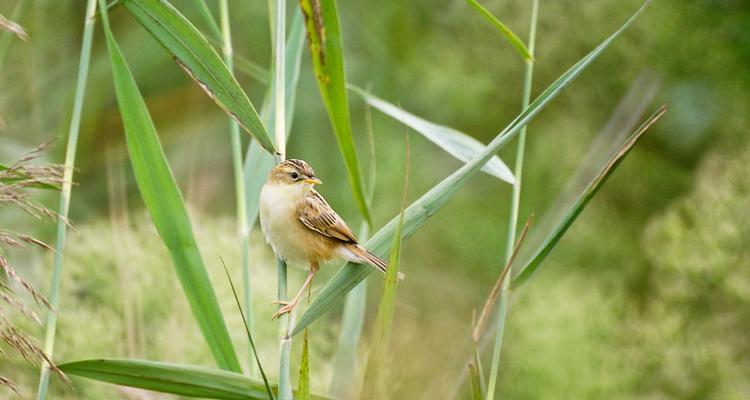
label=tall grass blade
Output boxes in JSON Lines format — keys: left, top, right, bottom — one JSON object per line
{"left": 120, "top": 0, "right": 276, "bottom": 154}
{"left": 59, "top": 359, "right": 334, "bottom": 400}
{"left": 220, "top": 259, "right": 275, "bottom": 400}
{"left": 465, "top": 0, "right": 533, "bottom": 61}
{"left": 485, "top": 0, "right": 538, "bottom": 396}
{"left": 298, "top": 0, "right": 372, "bottom": 224}
{"left": 36, "top": 1, "right": 97, "bottom": 398}
{"left": 291, "top": 0, "right": 652, "bottom": 336}
{"left": 349, "top": 85, "right": 515, "bottom": 183}
{"left": 361, "top": 132, "right": 409, "bottom": 399}
{"left": 97, "top": 0, "right": 241, "bottom": 372}
{"left": 511, "top": 105, "right": 666, "bottom": 288}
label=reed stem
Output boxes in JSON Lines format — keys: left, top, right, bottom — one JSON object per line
{"left": 486, "top": 1, "right": 539, "bottom": 398}
{"left": 36, "top": 0, "right": 97, "bottom": 398}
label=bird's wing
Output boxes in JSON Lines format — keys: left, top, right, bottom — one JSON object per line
{"left": 297, "top": 189, "right": 357, "bottom": 243}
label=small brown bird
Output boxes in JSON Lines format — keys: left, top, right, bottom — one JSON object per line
{"left": 259, "top": 159, "right": 398, "bottom": 319}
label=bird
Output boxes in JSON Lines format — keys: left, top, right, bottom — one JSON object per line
{"left": 259, "top": 159, "right": 401, "bottom": 319}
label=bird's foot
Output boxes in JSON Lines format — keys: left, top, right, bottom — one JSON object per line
{"left": 272, "top": 301, "right": 296, "bottom": 320}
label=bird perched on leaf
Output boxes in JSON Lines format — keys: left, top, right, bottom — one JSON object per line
{"left": 260, "top": 159, "right": 401, "bottom": 319}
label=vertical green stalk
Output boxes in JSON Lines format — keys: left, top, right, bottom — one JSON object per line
{"left": 36, "top": 0, "right": 97, "bottom": 398}
{"left": 273, "top": 0, "right": 286, "bottom": 164}
{"left": 218, "top": 0, "right": 256, "bottom": 375}
{"left": 485, "top": 1, "right": 539, "bottom": 399}
{"left": 271, "top": 2, "right": 292, "bottom": 400}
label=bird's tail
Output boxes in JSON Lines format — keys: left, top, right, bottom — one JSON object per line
{"left": 346, "top": 244, "right": 405, "bottom": 281}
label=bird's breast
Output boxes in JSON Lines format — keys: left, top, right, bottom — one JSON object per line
{"left": 259, "top": 183, "right": 318, "bottom": 268}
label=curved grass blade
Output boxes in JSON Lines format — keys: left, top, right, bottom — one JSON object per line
{"left": 97, "top": 0, "right": 241, "bottom": 372}
{"left": 465, "top": 0, "right": 532, "bottom": 61}
{"left": 36, "top": 1, "right": 98, "bottom": 398}
{"left": 59, "top": 359, "right": 334, "bottom": 400}
{"left": 299, "top": 0, "right": 372, "bottom": 225}
{"left": 120, "top": 0, "right": 276, "bottom": 154}
{"left": 511, "top": 105, "right": 666, "bottom": 288}
{"left": 291, "top": 0, "right": 653, "bottom": 336}
{"left": 349, "top": 85, "right": 515, "bottom": 184}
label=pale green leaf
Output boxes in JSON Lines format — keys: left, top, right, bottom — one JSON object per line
{"left": 349, "top": 85, "right": 515, "bottom": 184}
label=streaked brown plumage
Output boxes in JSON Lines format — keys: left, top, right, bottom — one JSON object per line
{"left": 259, "top": 159, "right": 399, "bottom": 319}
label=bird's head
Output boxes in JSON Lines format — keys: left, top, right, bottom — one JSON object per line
{"left": 267, "top": 159, "right": 322, "bottom": 194}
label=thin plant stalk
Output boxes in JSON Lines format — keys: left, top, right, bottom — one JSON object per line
{"left": 271, "top": 1, "right": 293, "bottom": 399}
{"left": 218, "top": 0, "right": 256, "bottom": 375}
{"left": 36, "top": 0, "right": 97, "bottom": 398}
{"left": 485, "top": 0, "right": 539, "bottom": 398}
{"left": 273, "top": 0, "right": 286, "bottom": 164}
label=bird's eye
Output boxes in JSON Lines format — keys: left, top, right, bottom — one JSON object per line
{"left": 290, "top": 171, "right": 299, "bottom": 180}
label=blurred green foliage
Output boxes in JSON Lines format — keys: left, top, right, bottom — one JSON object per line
{"left": 1, "top": 0, "right": 749, "bottom": 398}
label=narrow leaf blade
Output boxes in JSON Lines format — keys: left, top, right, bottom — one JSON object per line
{"left": 121, "top": 0, "right": 276, "bottom": 154}
{"left": 511, "top": 106, "right": 667, "bottom": 288}
{"left": 465, "top": 0, "right": 532, "bottom": 61}
{"left": 98, "top": 1, "right": 241, "bottom": 371}
{"left": 349, "top": 85, "right": 515, "bottom": 183}
{"left": 299, "top": 0, "right": 372, "bottom": 224}
{"left": 291, "top": 1, "right": 652, "bottom": 336}
{"left": 59, "top": 359, "right": 333, "bottom": 400}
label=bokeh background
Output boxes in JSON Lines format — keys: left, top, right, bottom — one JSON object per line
{"left": 2, "top": 0, "right": 749, "bottom": 399}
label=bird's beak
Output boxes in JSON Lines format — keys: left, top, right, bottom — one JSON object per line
{"left": 304, "top": 177, "right": 322, "bottom": 185}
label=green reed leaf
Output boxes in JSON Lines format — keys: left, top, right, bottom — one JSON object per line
{"left": 97, "top": 0, "right": 240, "bottom": 371}
{"left": 120, "top": 0, "right": 276, "bottom": 154}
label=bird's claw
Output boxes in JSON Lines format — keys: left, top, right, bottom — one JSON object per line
{"left": 272, "top": 303, "right": 295, "bottom": 320}
{"left": 271, "top": 299, "right": 291, "bottom": 306}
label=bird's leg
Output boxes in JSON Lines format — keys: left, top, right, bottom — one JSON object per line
{"left": 272, "top": 263, "right": 319, "bottom": 319}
